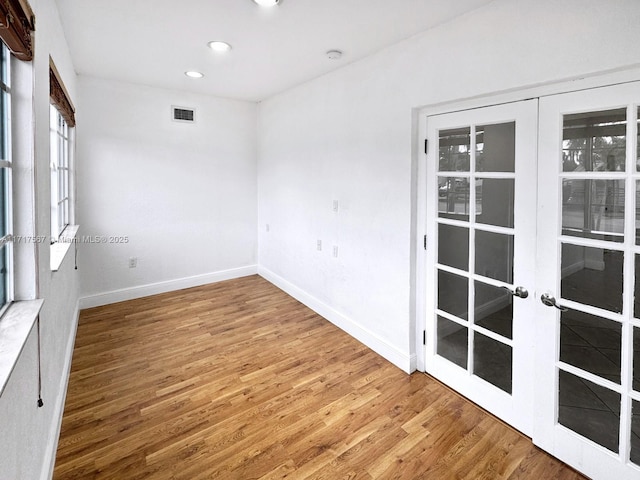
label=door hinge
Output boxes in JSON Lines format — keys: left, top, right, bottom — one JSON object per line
{"left": 423, "top": 235, "right": 427, "bottom": 250}
{"left": 422, "top": 330, "right": 426, "bottom": 345}
{"left": 424, "top": 138, "right": 428, "bottom": 154}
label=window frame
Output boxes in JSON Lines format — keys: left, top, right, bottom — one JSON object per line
{"left": 50, "top": 104, "right": 70, "bottom": 242}
{"left": 0, "top": 42, "right": 14, "bottom": 315}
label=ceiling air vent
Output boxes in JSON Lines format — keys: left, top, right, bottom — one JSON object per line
{"left": 172, "top": 106, "right": 196, "bottom": 123}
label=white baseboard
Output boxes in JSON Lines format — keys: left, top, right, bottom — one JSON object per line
{"left": 41, "top": 302, "right": 80, "bottom": 480}
{"left": 561, "top": 260, "right": 584, "bottom": 279}
{"left": 409, "top": 353, "right": 417, "bottom": 372}
{"left": 79, "top": 265, "right": 258, "bottom": 309}
{"left": 475, "top": 295, "right": 511, "bottom": 321}
{"left": 258, "top": 267, "right": 413, "bottom": 374}
{"left": 584, "top": 258, "right": 605, "bottom": 271}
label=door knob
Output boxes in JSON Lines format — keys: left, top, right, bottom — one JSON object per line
{"left": 501, "top": 286, "right": 529, "bottom": 299}
{"left": 540, "top": 293, "right": 568, "bottom": 311}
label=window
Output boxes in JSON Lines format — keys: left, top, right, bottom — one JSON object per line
{"left": 50, "top": 104, "right": 70, "bottom": 241}
{"left": 0, "top": 43, "right": 13, "bottom": 312}
{"left": 49, "top": 61, "right": 75, "bottom": 251}
{"left": 0, "top": 0, "right": 45, "bottom": 400}
{"left": 49, "top": 62, "right": 76, "bottom": 271}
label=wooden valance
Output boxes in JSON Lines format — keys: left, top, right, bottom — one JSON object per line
{"left": 0, "top": 0, "right": 35, "bottom": 61}
{"left": 50, "top": 62, "right": 75, "bottom": 127}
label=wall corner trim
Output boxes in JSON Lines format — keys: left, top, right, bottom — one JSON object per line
{"left": 258, "top": 266, "right": 414, "bottom": 374}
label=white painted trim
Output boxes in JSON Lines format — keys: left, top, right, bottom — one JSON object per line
{"left": 258, "top": 266, "right": 413, "bottom": 374}
{"left": 416, "top": 65, "right": 640, "bottom": 118}
{"left": 584, "top": 259, "right": 605, "bottom": 271}
{"left": 50, "top": 225, "right": 79, "bottom": 272}
{"left": 413, "top": 109, "right": 428, "bottom": 373}
{"left": 40, "top": 302, "right": 79, "bottom": 480}
{"left": 409, "top": 353, "right": 417, "bottom": 373}
{"left": 78, "top": 265, "right": 258, "bottom": 309}
{"left": 475, "top": 296, "right": 511, "bottom": 321}
{"left": 561, "top": 260, "right": 585, "bottom": 279}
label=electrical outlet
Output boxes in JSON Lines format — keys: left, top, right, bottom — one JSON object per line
{"left": 333, "top": 245, "right": 338, "bottom": 258}
{"left": 129, "top": 257, "right": 137, "bottom": 268}
{"left": 266, "top": 224, "right": 270, "bottom": 232}
{"left": 317, "top": 240, "right": 322, "bottom": 251}
{"left": 333, "top": 200, "right": 339, "bottom": 212}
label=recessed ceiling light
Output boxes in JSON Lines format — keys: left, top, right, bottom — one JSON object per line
{"left": 252, "top": 0, "right": 280, "bottom": 6}
{"left": 208, "top": 41, "right": 232, "bottom": 52}
{"left": 185, "top": 71, "right": 204, "bottom": 78}
{"left": 326, "top": 50, "right": 343, "bottom": 60}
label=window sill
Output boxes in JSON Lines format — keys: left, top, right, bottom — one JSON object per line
{"left": 0, "top": 299, "right": 45, "bottom": 397}
{"left": 50, "top": 225, "right": 79, "bottom": 272}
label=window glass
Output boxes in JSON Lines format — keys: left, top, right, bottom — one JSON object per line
{"left": 563, "top": 109, "right": 626, "bottom": 172}
{"left": 439, "top": 128, "right": 470, "bottom": 172}
{"left": 50, "top": 105, "right": 71, "bottom": 240}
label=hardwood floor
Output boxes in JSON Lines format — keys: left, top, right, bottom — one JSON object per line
{"left": 54, "top": 275, "right": 585, "bottom": 479}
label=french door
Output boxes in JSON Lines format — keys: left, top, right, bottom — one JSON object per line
{"left": 536, "top": 82, "right": 640, "bottom": 479}
{"left": 424, "top": 82, "right": 640, "bottom": 479}
{"left": 424, "top": 100, "right": 538, "bottom": 436}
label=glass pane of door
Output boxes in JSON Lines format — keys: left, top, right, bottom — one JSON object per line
{"left": 632, "top": 400, "right": 640, "bottom": 465}
{"left": 558, "top": 370, "right": 620, "bottom": 453}
{"left": 560, "top": 244, "right": 623, "bottom": 313}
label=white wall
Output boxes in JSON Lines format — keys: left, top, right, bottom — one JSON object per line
{"left": 2, "top": 0, "right": 638, "bottom": 475}
{"left": 76, "top": 77, "right": 258, "bottom": 305}
{"left": 0, "top": 0, "right": 81, "bottom": 479}
{"left": 257, "top": 0, "right": 640, "bottom": 372}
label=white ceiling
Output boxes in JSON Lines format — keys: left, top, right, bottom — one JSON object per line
{"left": 55, "top": 0, "right": 494, "bottom": 102}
